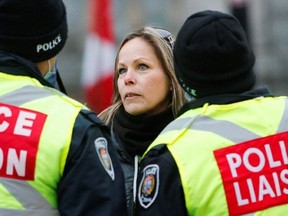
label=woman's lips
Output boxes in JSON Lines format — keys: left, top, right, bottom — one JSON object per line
{"left": 125, "top": 92, "right": 140, "bottom": 99}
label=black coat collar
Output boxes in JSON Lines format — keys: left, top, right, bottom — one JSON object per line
{"left": 0, "top": 51, "right": 53, "bottom": 88}
{"left": 178, "top": 86, "right": 273, "bottom": 116}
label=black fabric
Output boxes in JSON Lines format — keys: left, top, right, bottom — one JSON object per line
{"left": 0, "top": 51, "right": 53, "bottom": 87}
{"left": 136, "top": 144, "right": 188, "bottom": 216}
{"left": 111, "top": 131, "right": 135, "bottom": 216}
{"left": 57, "top": 110, "right": 127, "bottom": 216}
{"left": 136, "top": 86, "right": 273, "bottom": 216}
{"left": 0, "top": 64, "right": 128, "bottom": 215}
{"left": 0, "top": 0, "right": 68, "bottom": 62}
{"left": 0, "top": 51, "right": 68, "bottom": 94}
{"left": 112, "top": 105, "right": 174, "bottom": 156}
{"left": 177, "top": 86, "right": 273, "bottom": 116}
{"left": 173, "top": 10, "right": 256, "bottom": 98}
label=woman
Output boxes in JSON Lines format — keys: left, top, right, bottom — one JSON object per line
{"left": 99, "top": 26, "right": 185, "bottom": 215}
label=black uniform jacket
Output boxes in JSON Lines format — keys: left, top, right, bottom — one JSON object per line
{"left": 0, "top": 52, "right": 127, "bottom": 216}
{"left": 136, "top": 87, "right": 273, "bottom": 216}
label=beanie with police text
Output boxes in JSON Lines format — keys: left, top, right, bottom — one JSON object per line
{"left": 0, "top": 0, "right": 68, "bottom": 62}
{"left": 173, "top": 10, "right": 256, "bottom": 98}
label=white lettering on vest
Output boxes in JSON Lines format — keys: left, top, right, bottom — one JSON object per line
{"left": 0, "top": 106, "right": 12, "bottom": 132}
{"left": 214, "top": 132, "right": 288, "bottom": 215}
{"left": 233, "top": 169, "right": 288, "bottom": 206}
{"left": 227, "top": 142, "right": 288, "bottom": 178}
{"left": 0, "top": 103, "right": 47, "bottom": 180}
{"left": 0, "top": 148, "right": 27, "bottom": 177}
{"left": 14, "top": 110, "right": 36, "bottom": 136}
{"left": 280, "top": 141, "right": 288, "bottom": 164}
{"left": 226, "top": 141, "right": 288, "bottom": 206}
{"left": 37, "top": 34, "right": 62, "bottom": 53}
{"left": 0, "top": 106, "right": 36, "bottom": 137}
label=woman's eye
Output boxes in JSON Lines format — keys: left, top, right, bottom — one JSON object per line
{"left": 118, "top": 68, "right": 127, "bottom": 75}
{"left": 138, "top": 64, "right": 148, "bottom": 71}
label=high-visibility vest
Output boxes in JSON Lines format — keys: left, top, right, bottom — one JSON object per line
{"left": 0, "top": 72, "right": 87, "bottom": 215}
{"left": 145, "top": 96, "right": 288, "bottom": 215}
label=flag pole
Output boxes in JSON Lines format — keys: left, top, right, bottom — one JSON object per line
{"left": 81, "top": 0, "right": 115, "bottom": 113}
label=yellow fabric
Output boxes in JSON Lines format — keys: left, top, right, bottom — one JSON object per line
{"left": 0, "top": 184, "right": 24, "bottom": 209}
{"left": 147, "top": 96, "right": 288, "bottom": 215}
{"left": 0, "top": 72, "right": 87, "bottom": 209}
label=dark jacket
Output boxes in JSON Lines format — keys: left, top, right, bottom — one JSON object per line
{"left": 136, "top": 87, "right": 273, "bottom": 216}
{"left": 0, "top": 51, "right": 127, "bottom": 216}
{"left": 112, "top": 132, "right": 138, "bottom": 216}
{"left": 111, "top": 105, "right": 175, "bottom": 216}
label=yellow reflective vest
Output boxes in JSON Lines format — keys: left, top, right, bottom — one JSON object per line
{"left": 145, "top": 96, "right": 288, "bottom": 215}
{"left": 0, "top": 72, "right": 86, "bottom": 215}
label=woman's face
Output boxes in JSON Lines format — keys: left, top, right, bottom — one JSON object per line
{"left": 117, "top": 37, "right": 171, "bottom": 116}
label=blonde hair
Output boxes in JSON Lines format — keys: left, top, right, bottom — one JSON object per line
{"left": 98, "top": 26, "right": 185, "bottom": 124}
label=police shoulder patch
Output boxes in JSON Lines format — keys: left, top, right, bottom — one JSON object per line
{"left": 94, "top": 137, "right": 115, "bottom": 180}
{"left": 138, "top": 164, "right": 160, "bottom": 209}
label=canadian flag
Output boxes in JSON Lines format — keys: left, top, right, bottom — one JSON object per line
{"left": 81, "top": 0, "right": 115, "bottom": 113}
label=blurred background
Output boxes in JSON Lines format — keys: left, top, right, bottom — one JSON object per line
{"left": 59, "top": 0, "right": 288, "bottom": 113}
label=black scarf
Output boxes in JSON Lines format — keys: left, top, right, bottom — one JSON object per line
{"left": 112, "top": 106, "right": 174, "bottom": 156}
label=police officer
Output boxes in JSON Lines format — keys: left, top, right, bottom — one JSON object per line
{"left": 0, "top": 0, "right": 127, "bottom": 215}
{"left": 136, "top": 10, "right": 288, "bottom": 216}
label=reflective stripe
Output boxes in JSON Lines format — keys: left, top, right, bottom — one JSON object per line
{"left": 277, "top": 98, "right": 288, "bottom": 133}
{"left": 161, "top": 115, "right": 199, "bottom": 134}
{"left": 0, "top": 179, "right": 52, "bottom": 209}
{"left": 0, "top": 85, "right": 59, "bottom": 214}
{"left": 162, "top": 115, "right": 260, "bottom": 143}
{"left": 190, "top": 115, "right": 261, "bottom": 143}
{"left": 0, "top": 208, "right": 59, "bottom": 216}
{"left": 154, "top": 97, "right": 288, "bottom": 215}
{"left": 0, "top": 85, "right": 53, "bottom": 106}
{"left": 161, "top": 98, "right": 288, "bottom": 144}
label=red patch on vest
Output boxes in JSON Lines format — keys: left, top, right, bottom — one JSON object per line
{"left": 0, "top": 103, "right": 47, "bottom": 180}
{"left": 214, "top": 132, "right": 288, "bottom": 215}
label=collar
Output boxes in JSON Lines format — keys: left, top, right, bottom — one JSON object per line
{"left": 112, "top": 105, "right": 174, "bottom": 156}
{"left": 178, "top": 86, "right": 273, "bottom": 116}
{"left": 0, "top": 51, "right": 54, "bottom": 88}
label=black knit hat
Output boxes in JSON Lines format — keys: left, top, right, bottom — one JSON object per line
{"left": 174, "top": 10, "right": 256, "bottom": 98}
{"left": 0, "top": 0, "right": 68, "bottom": 62}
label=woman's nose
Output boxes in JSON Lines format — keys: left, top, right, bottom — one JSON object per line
{"left": 124, "top": 70, "right": 136, "bottom": 85}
